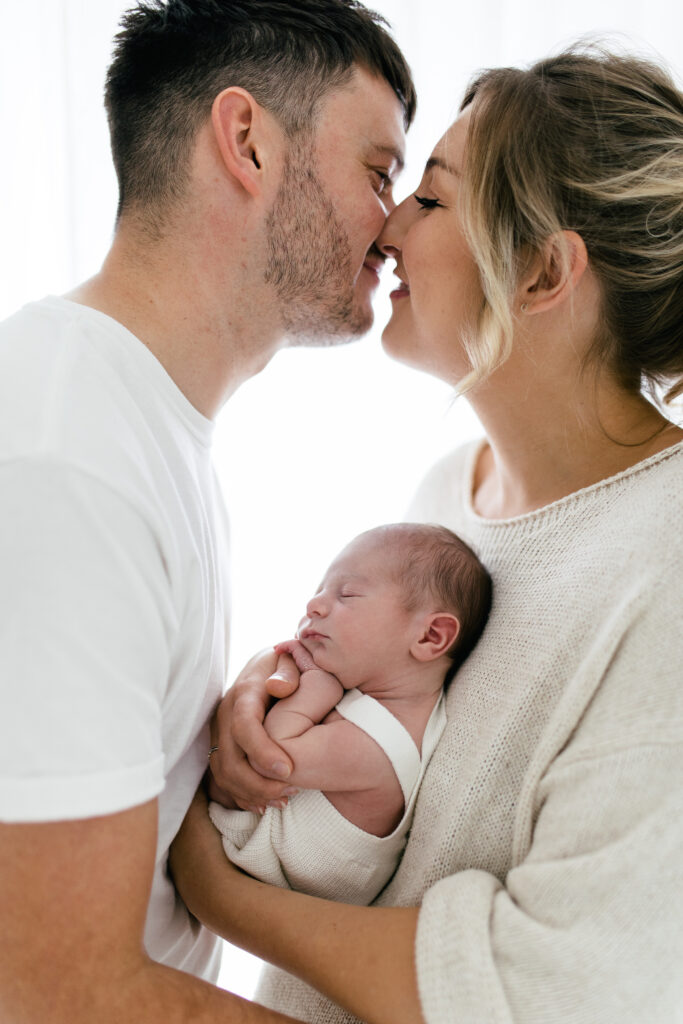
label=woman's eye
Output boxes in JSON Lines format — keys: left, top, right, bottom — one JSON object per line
{"left": 414, "top": 194, "right": 442, "bottom": 210}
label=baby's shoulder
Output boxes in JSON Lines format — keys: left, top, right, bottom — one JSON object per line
{"left": 317, "top": 711, "right": 400, "bottom": 781}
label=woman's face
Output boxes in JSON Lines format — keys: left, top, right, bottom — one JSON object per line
{"left": 379, "top": 108, "right": 484, "bottom": 383}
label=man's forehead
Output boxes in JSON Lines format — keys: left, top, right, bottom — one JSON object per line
{"left": 317, "top": 66, "right": 406, "bottom": 159}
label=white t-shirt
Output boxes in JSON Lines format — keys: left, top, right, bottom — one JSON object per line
{"left": 0, "top": 296, "right": 229, "bottom": 980}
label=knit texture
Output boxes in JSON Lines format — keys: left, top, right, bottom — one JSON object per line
{"left": 255, "top": 439, "right": 683, "bottom": 1024}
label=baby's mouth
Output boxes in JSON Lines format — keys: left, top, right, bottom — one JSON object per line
{"left": 300, "top": 628, "right": 328, "bottom": 640}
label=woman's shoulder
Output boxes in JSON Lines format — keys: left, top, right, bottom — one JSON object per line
{"left": 577, "top": 437, "right": 683, "bottom": 545}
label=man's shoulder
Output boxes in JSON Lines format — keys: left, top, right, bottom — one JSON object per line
{"left": 0, "top": 297, "right": 205, "bottom": 506}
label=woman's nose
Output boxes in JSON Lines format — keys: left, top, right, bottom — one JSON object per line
{"left": 377, "top": 195, "right": 411, "bottom": 259}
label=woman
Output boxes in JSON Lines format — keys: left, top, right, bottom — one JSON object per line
{"left": 171, "top": 45, "right": 683, "bottom": 1023}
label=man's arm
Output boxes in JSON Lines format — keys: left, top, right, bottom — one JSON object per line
{"left": 0, "top": 799, "right": 301, "bottom": 1024}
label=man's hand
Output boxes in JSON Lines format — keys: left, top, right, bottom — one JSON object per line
{"left": 209, "top": 648, "right": 301, "bottom": 811}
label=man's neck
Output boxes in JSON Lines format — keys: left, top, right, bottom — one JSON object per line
{"left": 67, "top": 228, "right": 283, "bottom": 419}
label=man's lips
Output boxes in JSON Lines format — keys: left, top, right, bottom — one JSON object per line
{"left": 361, "top": 247, "right": 386, "bottom": 281}
{"left": 362, "top": 260, "right": 384, "bottom": 283}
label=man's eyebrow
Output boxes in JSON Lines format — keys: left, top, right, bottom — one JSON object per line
{"left": 370, "top": 144, "right": 405, "bottom": 175}
{"left": 425, "top": 156, "right": 459, "bottom": 176}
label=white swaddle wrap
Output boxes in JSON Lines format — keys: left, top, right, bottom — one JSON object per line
{"left": 209, "top": 689, "right": 447, "bottom": 905}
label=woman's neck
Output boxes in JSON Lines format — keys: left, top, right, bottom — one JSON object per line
{"left": 468, "top": 370, "right": 682, "bottom": 520}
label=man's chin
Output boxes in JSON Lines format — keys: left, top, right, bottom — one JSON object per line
{"left": 284, "top": 308, "right": 374, "bottom": 348}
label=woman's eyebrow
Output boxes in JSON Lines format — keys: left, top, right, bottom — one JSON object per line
{"left": 425, "top": 155, "right": 459, "bottom": 176}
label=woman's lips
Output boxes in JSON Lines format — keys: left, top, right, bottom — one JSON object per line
{"left": 390, "top": 269, "right": 410, "bottom": 299}
{"left": 390, "top": 282, "right": 410, "bottom": 299}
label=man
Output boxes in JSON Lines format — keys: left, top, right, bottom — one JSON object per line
{"left": 0, "top": 2, "right": 413, "bottom": 1020}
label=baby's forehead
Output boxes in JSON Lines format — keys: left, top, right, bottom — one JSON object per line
{"left": 324, "top": 537, "right": 400, "bottom": 582}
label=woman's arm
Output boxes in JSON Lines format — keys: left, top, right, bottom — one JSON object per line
{"left": 170, "top": 788, "right": 424, "bottom": 1024}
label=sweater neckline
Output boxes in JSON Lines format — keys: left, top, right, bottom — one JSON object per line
{"left": 463, "top": 436, "right": 683, "bottom": 528}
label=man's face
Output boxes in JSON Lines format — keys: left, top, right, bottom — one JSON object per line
{"left": 265, "top": 67, "right": 406, "bottom": 344}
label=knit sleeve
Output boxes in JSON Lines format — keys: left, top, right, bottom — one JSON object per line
{"left": 415, "top": 562, "right": 683, "bottom": 1024}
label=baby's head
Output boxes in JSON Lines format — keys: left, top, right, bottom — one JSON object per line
{"left": 297, "top": 523, "right": 492, "bottom": 689}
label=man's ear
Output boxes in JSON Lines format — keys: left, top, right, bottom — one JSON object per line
{"left": 211, "top": 87, "right": 270, "bottom": 198}
{"left": 410, "top": 613, "right": 460, "bottom": 663}
{"left": 518, "top": 230, "right": 589, "bottom": 314}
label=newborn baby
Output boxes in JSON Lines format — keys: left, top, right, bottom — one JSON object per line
{"left": 209, "top": 522, "right": 491, "bottom": 905}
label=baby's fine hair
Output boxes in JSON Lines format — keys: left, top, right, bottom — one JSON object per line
{"left": 363, "top": 523, "right": 492, "bottom": 685}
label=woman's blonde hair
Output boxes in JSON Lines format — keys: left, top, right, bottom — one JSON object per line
{"left": 458, "top": 44, "right": 683, "bottom": 403}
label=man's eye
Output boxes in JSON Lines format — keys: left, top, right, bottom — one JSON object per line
{"left": 371, "top": 170, "right": 391, "bottom": 195}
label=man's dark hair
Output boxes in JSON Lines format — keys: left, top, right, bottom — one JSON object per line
{"left": 105, "top": 0, "right": 416, "bottom": 220}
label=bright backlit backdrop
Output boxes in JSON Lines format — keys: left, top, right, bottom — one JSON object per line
{"left": 2, "top": 0, "right": 681, "bottom": 1000}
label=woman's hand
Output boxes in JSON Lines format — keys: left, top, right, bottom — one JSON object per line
{"left": 209, "top": 648, "right": 301, "bottom": 811}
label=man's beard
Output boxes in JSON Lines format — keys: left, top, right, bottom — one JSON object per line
{"left": 264, "top": 137, "right": 372, "bottom": 345}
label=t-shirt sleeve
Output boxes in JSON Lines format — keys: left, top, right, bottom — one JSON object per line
{"left": 0, "top": 460, "right": 175, "bottom": 822}
{"left": 414, "top": 566, "right": 683, "bottom": 1023}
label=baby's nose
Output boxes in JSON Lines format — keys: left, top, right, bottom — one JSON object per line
{"left": 306, "top": 593, "right": 327, "bottom": 617}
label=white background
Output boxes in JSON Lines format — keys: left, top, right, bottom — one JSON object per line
{"left": 1, "top": 0, "right": 681, "bottom": 1000}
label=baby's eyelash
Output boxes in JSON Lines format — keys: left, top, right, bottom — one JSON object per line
{"left": 414, "top": 194, "right": 442, "bottom": 209}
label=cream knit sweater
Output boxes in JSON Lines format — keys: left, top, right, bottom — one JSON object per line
{"left": 256, "top": 439, "right": 683, "bottom": 1024}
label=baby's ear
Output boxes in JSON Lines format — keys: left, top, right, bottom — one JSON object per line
{"left": 410, "top": 613, "right": 460, "bottom": 663}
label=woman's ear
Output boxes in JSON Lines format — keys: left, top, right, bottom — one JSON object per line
{"left": 211, "top": 87, "right": 267, "bottom": 198}
{"left": 518, "top": 230, "right": 589, "bottom": 314}
{"left": 410, "top": 613, "right": 460, "bottom": 663}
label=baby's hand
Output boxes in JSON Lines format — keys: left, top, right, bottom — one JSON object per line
{"left": 273, "top": 638, "right": 317, "bottom": 674}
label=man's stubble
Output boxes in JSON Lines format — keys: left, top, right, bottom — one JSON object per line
{"left": 265, "top": 137, "right": 371, "bottom": 345}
